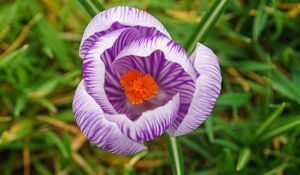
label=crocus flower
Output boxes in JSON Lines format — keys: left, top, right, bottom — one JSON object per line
{"left": 73, "top": 6, "right": 221, "bottom": 154}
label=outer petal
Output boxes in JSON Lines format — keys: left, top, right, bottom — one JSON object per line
{"left": 80, "top": 6, "right": 171, "bottom": 58}
{"left": 73, "top": 81, "right": 146, "bottom": 154}
{"left": 169, "top": 43, "right": 222, "bottom": 136}
{"left": 105, "top": 93, "right": 181, "bottom": 141}
{"left": 83, "top": 28, "right": 139, "bottom": 114}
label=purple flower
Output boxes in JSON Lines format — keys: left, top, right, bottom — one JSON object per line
{"left": 73, "top": 6, "right": 222, "bottom": 154}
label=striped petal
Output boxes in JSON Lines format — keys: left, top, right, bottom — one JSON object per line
{"left": 80, "top": 6, "right": 170, "bottom": 58}
{"left": 112, "top": 50, "right": 196, "bottom": 119}
{"left": 73, "top": 81, "right": 146, "bottom": 154}
{"left": 105, "top": 93, "right": 180, "bottom": 141}
{"left": 83, "top": 28, "right": 131, "bottom": 114}
{"left": 113, "top": 35, "right": 197, "bottom": 131}
{"left": 168, "top": 43, "right": 222, "bottom": 136}
{"left": 100, "top": 27, "right": 148, "bottom": 115}
{"left": 114, "top": 35, "right": 198, "bottom": 82}
{"left": 84, "top": 27, "right": 147, "bottom": 115}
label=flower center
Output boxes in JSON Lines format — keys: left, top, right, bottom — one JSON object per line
{"left": 120, "top": 70, "right": 159, "bottom": 104}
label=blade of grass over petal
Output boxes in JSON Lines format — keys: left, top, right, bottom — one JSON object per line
{"left": 184, "top": 0, "right": 230, "bottom": 55}
{"left": 78, "top": 0, "right": 97, "bottom": 17}
{"left": 167, "top": 136, "right": 184, "bottom": 175}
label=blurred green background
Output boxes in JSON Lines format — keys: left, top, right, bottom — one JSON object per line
{"left": 1, "top": 0, "right": 300, "bottom": 174}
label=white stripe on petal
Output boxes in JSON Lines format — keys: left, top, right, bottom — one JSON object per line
{"left": 168, "top": 43, "right": 222, "bottom": 136}
{"left": 73, "top": 81, "right": 147, "bottom": 154}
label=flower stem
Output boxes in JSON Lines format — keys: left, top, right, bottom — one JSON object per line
{"left": 167, "top": 135, "right": 184, "bottom": 175}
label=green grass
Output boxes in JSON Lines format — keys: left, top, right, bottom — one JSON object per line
{"left": 1, "top": 0, "right": 300, "bottom": 174}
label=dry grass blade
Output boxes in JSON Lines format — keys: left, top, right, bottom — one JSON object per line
{"left": 72, "top": 152, "right": 96, "bottom": 175}
{"left": 38, "top": 115, "right": 80, "bottom": 134}
{"left": 1, "top": 13, "right": 42, "bottom": 57}
{"left": 23, "top": 137, "right": 30, "bottom": 175}
{"left": 71, "top": 133, "right": 86, "bottom": 151}
{"left": 227, "top": 67, "right": 250, "bottom": 91}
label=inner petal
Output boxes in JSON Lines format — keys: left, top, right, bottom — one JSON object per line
{"left": 96, "top": 28, "right": 164, "bottom": 115}
{"left": 108, "top": 50, "right": 195, "bottom": 121}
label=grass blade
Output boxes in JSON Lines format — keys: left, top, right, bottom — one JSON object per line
{"left": 217, "top": 92, "right": 252, "bottom": 108}
{"left": 90, "top": 0, "right": 105, "bottom": 12}
{"left": 253, "top": 0, "right": 268, "bottom": 41}
{"left": 262, "top": 163, "right": 288, "bottom": 175}
{"left": 180, "top": 137, "right": 213, "bottom": 160}
{"left": 0, "top": 45, "right": 28, "bottom": 68}
{"left": 260, "top": 115, "right": 300, "bottom": 141}
{"left": 269, "top": 69, "right": 300, "bottom": 104}
{"left": 33, "top": 161, "right": 52, "bottom": 175}
{"left": 223, "top": 148, "right": 234, "bottom": 174}
{"left": 205, "top": 117, "right": 214, "bottom": 142}
{"left": 0, "top": 119, "right": 33, "bottom": 144}
{"left": 45, "top": 131, "right": 69, "bottom": 158}
{"left": 78, "top": 0, "right": 97, "bottom": 17}
{"left": 184, "top": 0, "right": 230, "bottom": 54}
{"left": 253, "top": 103, "right": 286, "bottom": 139}
{"left": 213, "top": 139, "right": 240, "bottom": 152}
{"left": 236, "top": 147, "right": 251, "bottom": 171}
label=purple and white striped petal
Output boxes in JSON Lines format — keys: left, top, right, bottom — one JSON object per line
{"left": 114, "top": 35, "right": 198, "bottom": 81}
{"left": 83, "top": 28, "right": 141, "bottom": 114}
{"left": 113, "top": 35, "right": 197, "bottom": 131}
{"left": 112, "top": 49, "right": 196, "bottom": 119}
{"left": 168, "top": 43, "right": 222, "bottom": 136}
{"left": 73, "top": 81, "right": 146, "bottom": 154}
{"left": 105, "top": 93, "right": 180, "bottom": 141}
{"left": 80, "top": 6, "right": 171, "bottom": 58}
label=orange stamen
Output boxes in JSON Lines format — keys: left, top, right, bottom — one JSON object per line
{"left": 120, "top": 70, "right": 159, "bottom": 104}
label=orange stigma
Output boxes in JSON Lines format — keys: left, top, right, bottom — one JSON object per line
{"left": 120, "top": 70, "right": 159, "bottom": 104}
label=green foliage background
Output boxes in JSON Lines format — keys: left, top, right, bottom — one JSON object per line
{"left": 1, "top": 0, "right": 300, "bottom": 174}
